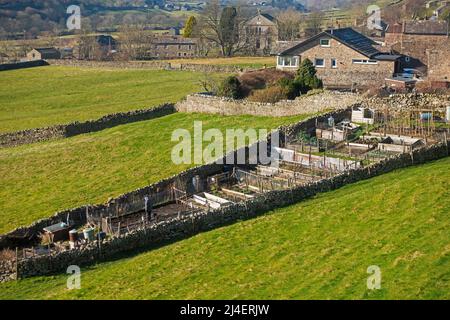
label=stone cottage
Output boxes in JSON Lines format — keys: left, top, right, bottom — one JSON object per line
{"left": 149, "top": 36, "right": 198, "bottom": 59}
{"left": 276, "top": 27, "right": 401, "bottom": 89}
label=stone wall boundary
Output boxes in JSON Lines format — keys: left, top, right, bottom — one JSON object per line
{"left": 175, "top": 91, "right": 363, "bottom": 117}
{"left": 0, "top": 104, "right": 176, "bottom": 148}
{"left": 47, "top": 59, "right": 255, "bottom": 73}
{"left": 0, "top": 60, "right": 49, "bottom": 72}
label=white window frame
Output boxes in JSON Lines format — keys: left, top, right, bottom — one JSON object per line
{"left": 314, "top": 58, "right": 325, "bottom": 68}
{"left": 277, "top": 55, "right": 299, "bottom": 67}
{"left": 320, "top": 38, "right": 331, "bottom": 47}
{"left": 352, "top": 59, "right": 378, "bottom": 65}
{"left": 331, "top": 58, "right": 337, "bottom": 68}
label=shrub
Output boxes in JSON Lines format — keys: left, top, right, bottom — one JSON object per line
{"left": 295, "top": 58, "right": 323, "bottom": 94}
{"left": 217, "top": 76, "right": 243, "bottom": 99}
{"left": 248, "top": 85, "right": 289, "bottom": 103}
{"left": 238, "top": 69, "right": 295, "bottom": 97}
{"left": 278, "top": 77, "right": 300, "bottom": 100}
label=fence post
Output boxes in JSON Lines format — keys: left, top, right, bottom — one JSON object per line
{"left": 15, "top": 247, "right": 18, "bottom": 280}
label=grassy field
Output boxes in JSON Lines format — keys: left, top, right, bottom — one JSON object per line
{"left": 0, "top": 66, "right": 216, "bottom": 133}
{"left": 0, "top": 112, "right": 310, "bottom": 234}
{"left": 0, "top": 157, "right": 448, "bottom": 300}
{"left": 163, "top": 56, "right": 276, "bottom": 69}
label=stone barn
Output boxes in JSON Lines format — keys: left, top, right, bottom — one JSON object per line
{"left": 27, "top": 47, "right": 61, "bottom": 61}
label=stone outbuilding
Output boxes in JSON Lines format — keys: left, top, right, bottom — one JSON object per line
{"left": 27, "top": 47, "right": 61, "bottom": 61}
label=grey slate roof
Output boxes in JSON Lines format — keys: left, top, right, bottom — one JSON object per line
{"left": 279, "top": 27, "right": 399, "bottom": 61}
{"left": 260, "top": 13, "right": 275, "bottom": 22}
{"left": 34, "top": 47, "right": 59, "bottom": 55}
{"left": 33, "top": 47, "right": 61, "bottom": 59}
{"left": 387, "top": 20, "right": 449, "bottom": 35}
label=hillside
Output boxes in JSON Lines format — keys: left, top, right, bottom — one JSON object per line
{"left": 0, "top": 156, "right": 448, "bottom": 299}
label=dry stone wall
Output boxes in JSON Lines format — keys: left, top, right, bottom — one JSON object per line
{"left": 176, "top": 91, "right": 362, "bottom": 117}
{"left": 47, "top": 60, "right": 253, "bottom": 73}
{"left": 0, "top": 104, "right": 176, "bottom": 148}
{"left": 0, "top": 60, "right": 49, "bottom": 72}
{"left": 364, "top": 93, "right": 450, "bottom": 112}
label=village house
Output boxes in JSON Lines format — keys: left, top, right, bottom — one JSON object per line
{"left": 243, "top": 11, "right": 279, "bottom": 56}
{"left": 149, "top": 36, "right": 197, "bottom": 59}
{"left": 385, "top": 20, "right": 449, "bottom": 73}
{"left": 276, "top": 27, "right": 401, "bottom": 89}
{"left": 27, "top": 47, "right": 61, "bottom": 61}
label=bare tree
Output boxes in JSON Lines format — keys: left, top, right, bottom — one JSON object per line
{"left": 277, "top": 10, "right": 303, "bottom": 41}
{"left": 77, "top": 30, "right": 102, "bottom": 61}
{"left": 303, "top": 11, "right": 324, "bottom": 37}
{"left": 198, "top": 0, "right": 250, "bottom": 57}
{"left": 118, "top": 24, "right": 151, "bottom": 61}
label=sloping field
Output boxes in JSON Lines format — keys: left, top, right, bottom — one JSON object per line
{"left": 0, "top": 66, "right": 215, "bottom": 133}
{"left": 0, "top": 157, "right": 448, "bottom": 300}
{"left": 0, "top": 112, "right": 310, "bottom": 234}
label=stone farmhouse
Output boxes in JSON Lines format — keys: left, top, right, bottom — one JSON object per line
{"left": 385, "top": 20, "right": 449, "bottom": 73}
{"left": 276, "top": 28, "right": 401, "bottom": 89}
{"left": 27, "top": 47, "right": 61, "bottom": 61}
{"left": 243, "top": 11, "right": 279, "bottom": 56}
{"left": 149, "top": 36, "right": 197, "bottom": 59}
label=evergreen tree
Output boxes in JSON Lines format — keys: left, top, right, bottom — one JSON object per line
{"left": 183, "top": 16, "right": 197, "bottom": 38}
{"left": 294, "top": 58, "right": 323, "bottom": 94}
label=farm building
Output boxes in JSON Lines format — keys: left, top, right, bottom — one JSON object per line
{"left": 27, "top": 47, "right": 61, "bottom": 61}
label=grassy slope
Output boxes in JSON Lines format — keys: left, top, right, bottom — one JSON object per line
{"left": 0, "top": 157, "right": 448, "bottom": 300}
{"left": 0, "top": 66, "right": 214, "bottom": 133}
{"left": 0, "top": 112, "right": 310, "bottom": 234}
